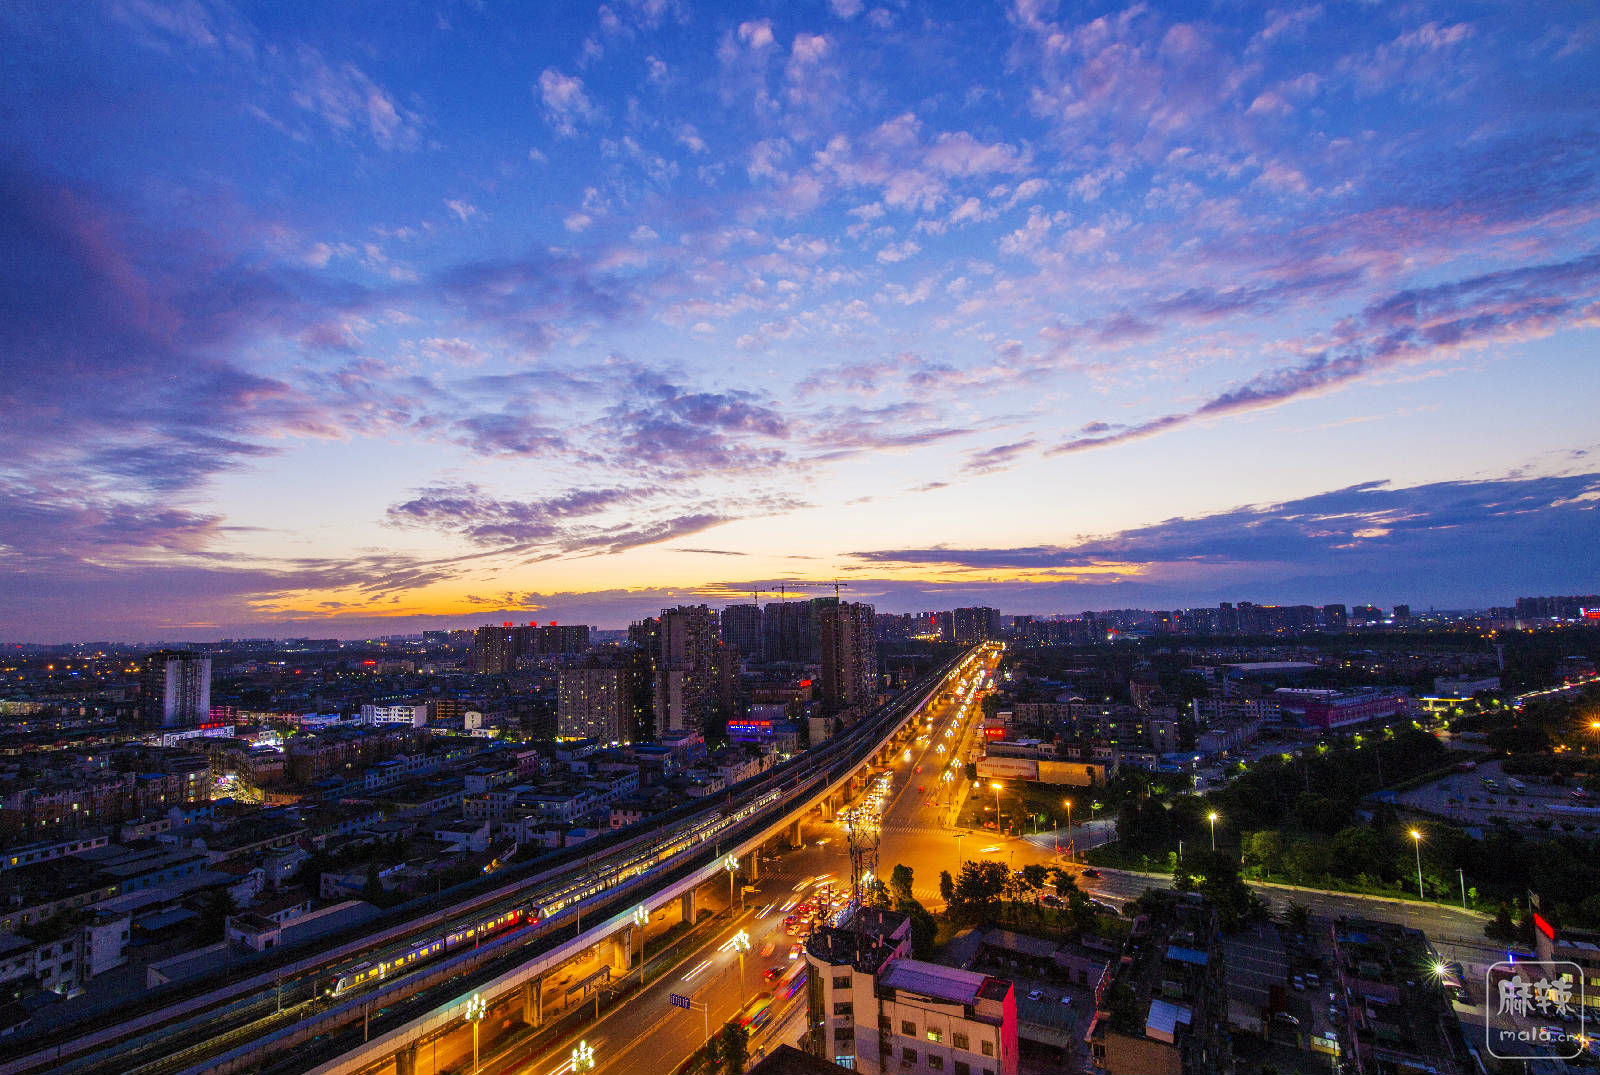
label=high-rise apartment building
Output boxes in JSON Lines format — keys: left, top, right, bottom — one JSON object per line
{"left": 820, "top": 601, "right": 877, "bottom": 715}
{"left": 139, "top": 650, "right": 211, "bottom": 728}
{"left": 654, "top": 605, "right": 719, "bottom": 735}
{"left": 721, "top": 603, "right": 763, "bottom": 659}
{"left": 953, "top": 607, "right": 1001, "bottom": 644}
{"left": 470, "top": 625, "right": 517, "bottom": 674}
{"left": 1322, "top": 603, "right": 1348, "bottom": 630}
{"left": 558, "top": 659, "right": 637, "bottom": 741}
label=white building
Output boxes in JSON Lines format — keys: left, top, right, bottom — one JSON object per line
{"left": 360, "top": 704, "right": 429, "bottom": 727}
{"left": 805, "top": 908, "right": 1019, "bottom": 1075}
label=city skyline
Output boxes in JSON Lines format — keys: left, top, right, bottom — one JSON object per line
{"left": 4, "top": 0, "right": 1599, "bottom": 642}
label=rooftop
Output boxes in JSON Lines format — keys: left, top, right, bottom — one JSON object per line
{"left": 879, "top": 959, "right": 990, "bottom": 1005}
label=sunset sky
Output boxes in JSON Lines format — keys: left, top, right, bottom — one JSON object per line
{"left": 3, "top": 0, "right": 1598, "bottom": 641}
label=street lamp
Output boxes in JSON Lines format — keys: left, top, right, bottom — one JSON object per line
{"left": 731, "top": 929, "right": 751, "bottom": 1004}
{"left": 1409, "top": 829, "right": 1424, "bottom": 899}
{"left": 991, "top": 781, "right": 1003, "bottom": 823}
{"left": 465, "top": 993, "right": 487, "bottom": 1075}
{"left": 571, "top": 1039, "right": 596, "bottom": 1072}
{"left": 1208, "top": 811, "right": 1220, "bottom": 853}
{"left": 633, "top": 904, "right": 650, "bottom": 987}
{"left": 725, "top": 853, "right": 741, "bottom": 909}
{"left": 1063, "top": 798, "right": 1073, "bottom": 831}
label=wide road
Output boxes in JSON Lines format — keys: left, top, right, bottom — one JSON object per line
{"left": 478, "top": 652, "right": 1007, "bottom": 1075}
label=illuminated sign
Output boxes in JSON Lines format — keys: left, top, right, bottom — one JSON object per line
{"left": 1582, "top": 609, "right": 1600, "bottom": 620}
{"left": 1534, "top": 912, "right": 1557, "bottom": 941}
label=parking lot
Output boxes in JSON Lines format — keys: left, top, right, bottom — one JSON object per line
{"left": 1389, "top": 759, "right": 1600, "bottom": 832}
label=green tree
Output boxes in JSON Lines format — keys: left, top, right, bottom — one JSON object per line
{"left": 720, "top": 1022, "right": 749, "bottom": 1075}
{"left": 1021, "top": 863, "right": 1049, "bottom": 895}
{"left": 702, "top": 1031, "right": 723, "bottom": 1074}
{"left": 938, "top": 869, "right": 954, "bottom": 905}
{"left": 889, "top": 863, "right": 914, "bottom": 904}
{"left": 950, "top": 860, "right": 1009, "bottom": 922}
{"left": 1281, "top": 901, "right": 1312, "bottom": 933}
{"left": 361, "top": 861, "right": 385, "bottom": 904}
{"left": 197, "top": 888, "right": 237, "bottom": 941}
{"left": 865, "top": 877, "right": 891, "bottom": 908}
{"left": 895, "top": 897, "right": 939, "bottom": 959}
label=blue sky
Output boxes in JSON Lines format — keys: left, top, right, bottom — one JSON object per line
{"left": 2, "top": 0, "right": 1598, "bottom": 641}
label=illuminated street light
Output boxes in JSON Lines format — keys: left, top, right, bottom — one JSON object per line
{"left": 1409, "top": 829, "right": 1424, "bottom": 899}
{"left": 465, "top": 993, "right": 487, "bottom": 1075}
{"left": 725, "top": 853, "right": 741, "bottom": 909}
{"left": 571, "top": 1039, "right": 596, "bottom": 1072}
{"left": 1208, "top": 811, "right": 1220, "bottom": 852}
{"left": 731, "top": 928, "right": 751, "bottom": 1003}
{"left": 633, "top": 904, "right": 650, "bottom": 987}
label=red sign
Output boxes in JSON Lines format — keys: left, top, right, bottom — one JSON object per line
{"left": 1534, "top": 912, "right": 1557, "bottom": 941}
{"left": 1583, "top": 609, "right": 1600, "bottom": 620}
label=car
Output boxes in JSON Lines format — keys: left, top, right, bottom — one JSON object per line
{"left": 763, "top": 966, "right": 782, "bottom": 982}
{"left": 1272, "top": 1012, "right": 1300, "bottom": 1027}
{"left": 1081, "top": 868, "right": 1101, "bottom": 879}
{"left": 1292, "top": 976, "right": 1306, "bottom": 990}
{"left": 1305, "top": 973, "right": 1321, "bottom": 986}
{"left": 759, "top": 942, "right": 775, "bottom": 957}
{"left": 1026, "top": 989, "right": 1046, "bottom": 1002}
{"left": 1060, "top": 995, "right": 1074, "bottom": 1007}
{"left": 789, "top": 944, "right": 803, "bottom": 960}
{"left": 1041, "top": 894, "right": 1061, "bottom": 907}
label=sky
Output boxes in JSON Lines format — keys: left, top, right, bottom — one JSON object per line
{"left": 2, "top": 0, "right": 1598, "bottom": 642}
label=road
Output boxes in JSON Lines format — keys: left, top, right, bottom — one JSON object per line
{"left": 489, "top": 645, "right": 1513, "bottom": 1075}
{"left": 478, "top": 653, "right": 1007, "bottom": 1075}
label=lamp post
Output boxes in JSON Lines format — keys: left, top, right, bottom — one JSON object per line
{"left": 1458, "top": 868, "right": 1467, "bottom": 911}
{"left": 731, "top": 929, "right": 751, "bottom": 1004}
{"left": 1208, "top": 811, "right": 1220, "bottom": 853}
{"left": 991, "top": 781, "right": 1003, "bottom": 827}
{"left": 1409, "top": 829, "right": 1424, "bottom": 900}
{"left": 465, "top": 993, "right": 487, "bottom": 1075}
{"left": 725, "top": 853, "right": 741, "bottom": 910}
{"left": 1590, "top": 719, "right": 1600, "bottom": 752}
{"left": 571, "top": 1039, "right": 596, "bottom": 1072}
{"left": 633, "top": 904, "right": 650, "bottom": 987}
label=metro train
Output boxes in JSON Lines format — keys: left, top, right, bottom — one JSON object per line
{"left": 319, "top": 654, "right": 970, "bottom": 1004}
{"left": 327, "top": 907, "right": 528, "bottom": 995}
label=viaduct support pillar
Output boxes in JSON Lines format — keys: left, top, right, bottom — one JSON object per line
{"left": 681, "top": 888, "right": 696, "bottom": 924}
{"left": 522, "top": 978, "right": 543, "bottom": 1027}
{"left": 789, "top": 819, "right": 803, "bottom": 848}
{"left": 395, "top": 1044, "right": 416, "bottom": 1075}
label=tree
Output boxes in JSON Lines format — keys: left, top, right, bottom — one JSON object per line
{"left": 890, "top": 864, "right": 914, "bottom": 904}
{"left": 938, "top": 869, "right": 954, "bottom": 905}
{"left": 702, "top": 1032, "right": 723, "bottom": 1075}
{"left": 1021, "top": 863, "right": 1049, "bottom": 895}
{"left": 197, "top": 888, "right": 237, "bottom": 941}
{"left": 963, "top": 762, "right": 978, "bottom": 782}
{"left": 361, "top": 861, "right": 385, "bottom": 904}
{"left": 865, "top": 877, "right": 890, "bottom": 908}
{"left": 950, "top": 860, "right": 1009, "bottom": 922}
{"left": 720, "top": 1022, "right": 749, "bottom": 1074}
{"left": 895, "top": 897, "right": 939, "bottom": 959}
{"left": 1281, "top": 902, "right": 1311, "bottom": 933}
{"left": 1048, "top": 866, "right": 1077, "bottom": 899}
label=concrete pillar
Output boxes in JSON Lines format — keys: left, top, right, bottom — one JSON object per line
{"left": 522, "top": 978, "right": 542, "bottom": 1027}
{"left": 746, "top": 852, "right": 759, "bottom": 882}
{"left": 789, "top": 819, "right": 803, "bottom": 848}
{"left": 680, "top": 888, "right": 696, "bottom": 924}
{"left": 608, "top": 934, "right": 629, "bottom": 974}
{"left": 395, "top": 1044, "right": 416, "bottom": 1075}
